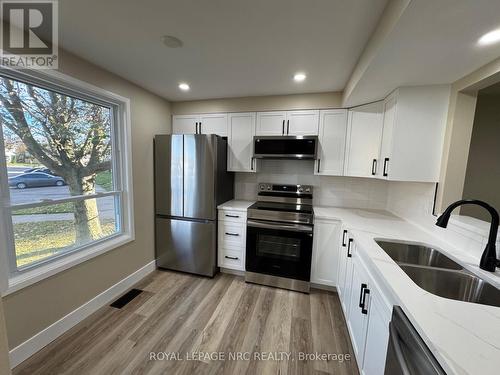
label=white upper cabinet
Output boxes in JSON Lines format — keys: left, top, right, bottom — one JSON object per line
{"left": 256, "top": 111, "right": 286, "bottom": 135}
{"left": 378, "top": 86, "right": 450, "bottom": 182}
{"left": 256, "top": 110, "right": 319, "bottom": 136}
{"left": 199, "top": 113, "right": 228, "bottom": 136}
{"left": 315, "top": 109, "right": 347, "bottom": 176}
{"left": 172, "top": 114, "right": 199, "bottom": 134}
{"left": 286, "top": 110, "right": 320, "bottom": 135}
{"left": 172, "top": 113, "right": 228, "bottom": 136}
{"left": 227, "top": 112, "right": 256, "bottom": 172}
{"left": 344, "top": 102, "right": 384, "bottom": 178}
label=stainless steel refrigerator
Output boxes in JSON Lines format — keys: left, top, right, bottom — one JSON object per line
{"left": 154, "top": 134, "right": 234, "bottom": 277}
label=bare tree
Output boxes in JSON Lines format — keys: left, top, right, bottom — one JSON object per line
{"left": 0, "top": 77, "right": 111, "bottom": 243}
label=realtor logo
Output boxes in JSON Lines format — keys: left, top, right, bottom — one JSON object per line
{"left": 0, "top": 0, "right": 58, "bottom": 68}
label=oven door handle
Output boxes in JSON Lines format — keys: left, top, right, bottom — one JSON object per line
{"left": 247, "top": 219, "right": 313, "bottom": 233}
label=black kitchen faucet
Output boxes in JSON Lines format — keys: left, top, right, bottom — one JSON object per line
{"left": 436, "top": 199, "right": 499, "bottom": 272}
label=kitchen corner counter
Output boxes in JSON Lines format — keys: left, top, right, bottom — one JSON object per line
{"left": 314, "top": 205, "right": 500, "bottom": 375}
{"left": 217, "top": 199, "right": 254, "bottom": 211}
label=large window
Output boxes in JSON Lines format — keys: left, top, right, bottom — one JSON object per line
{"left": 0, "top": 69, "right": 132, "bottom": 284}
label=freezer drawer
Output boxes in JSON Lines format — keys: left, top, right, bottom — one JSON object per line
{"left": 155, "top": 217, "right": 217, "bottom": 277}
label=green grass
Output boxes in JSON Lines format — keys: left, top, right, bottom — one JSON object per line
{"left": 14, "top": 220, "right": 117, "bottom": 267}
{"left": 96, "top": 170, "right": 112, "bottom": 191}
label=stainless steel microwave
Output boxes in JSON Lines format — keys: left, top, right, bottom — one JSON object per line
{"left": 253, "top": 136, "right": 318, "bottom": 160}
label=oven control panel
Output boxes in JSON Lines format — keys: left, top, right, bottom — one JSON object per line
{"left": 258, "top": 183, "right": 313, "bottom": 194}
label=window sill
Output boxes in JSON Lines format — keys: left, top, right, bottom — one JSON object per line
{"left": 4, "top": 233, "right": 134, "bottom": 296}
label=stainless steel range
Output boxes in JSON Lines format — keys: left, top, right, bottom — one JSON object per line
{"left": 245, "top": 183, "right": 314, "bottom": 293}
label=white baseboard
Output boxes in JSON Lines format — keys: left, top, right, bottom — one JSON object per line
{"left": 9, "top": 260, "right": 156, "bottom": 369}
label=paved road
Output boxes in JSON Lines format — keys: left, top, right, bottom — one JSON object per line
{"left": 7, "top": 167, "right": 116, "bottom": 223}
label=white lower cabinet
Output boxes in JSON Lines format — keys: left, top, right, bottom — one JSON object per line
{"left": 362, "top": 287, "right": 391, "bottom": 375}
{"left": 217, "top": 209, "right": 247, "bottom": 271}
{"left": 346, "top": 254, "right": 370, "bottom": 364}
{"left": 311, "top": 219, "right": 342, "bottom": 286}
{"left": 338, "top": 232, "right": 392, "bottom": 375}
{"left": 337, "top": 227, "right": 350, "bottom": 313}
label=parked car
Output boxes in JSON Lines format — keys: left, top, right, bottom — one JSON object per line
{"left": 23, "top": 167, "right": 58, "bottom": 176}
{"left": 8, "top": 172, "right": 66, "bottom": 189}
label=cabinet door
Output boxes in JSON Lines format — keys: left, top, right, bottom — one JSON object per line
{"left": 256, "top": 111, "right": 286, "bottom": 136}
{"left": 362, "top": 290, "right": 390, "bottom": 375}
{"left": 347, "top": 255, "right": 370, "bottom": 366}
{"left": 379, "top": 94, "right": 396, "bottom": 179}
{"left": 228, "top": 113, "right": 256, "bottom": 172}
{"left": 172, "top": 115, "right": 198, "bottom": 134}
{"left": 342, "top": 237, "right": 355, "bottom": 318}
{"left": 344, "top": 102, "right": 384, "bottom": 178}
{"left": 199, "top": 113, "right": 228, "bottom": 136}
{"left": 315, "top": 109, "right": 347, "bottom": 175}
{"left": 311, "top": 219, "right": 341, "bottom": 286}
{"left": 286, "top": 110, "right": 319, "bottom": 135}
{"left": 337, "top": 228, "right": 349, "bottom": 306}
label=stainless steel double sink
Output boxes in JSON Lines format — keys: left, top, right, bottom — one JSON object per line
{"left": 376, "top": 240, "right": 500, "bottom": 308}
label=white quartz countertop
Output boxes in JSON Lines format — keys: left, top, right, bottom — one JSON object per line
{"left": 217, "top": 199, "right": 255, "bottom": 212}
{"left": 314, "top": 206, "right": 500, "bottom": 375}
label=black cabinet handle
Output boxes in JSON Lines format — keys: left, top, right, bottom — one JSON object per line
{"left": 225, "top": 214, "right": 240, "bottom": 218}
{"left": 282, "top": 120, "right": 285, "bottom": 135}
{"left": 359, "top": 283, "right": 367, "bottom": 308}
{"left": 225, "top": 255, "right": 239, "bottom": 260}
{"left": 347, "top": 238, "right": 353, "bottom": 258}
{"left": 199, "top": 121, "right": 202, "bottom": 134}
{"left": 225, "top": 232, "right": 239, "bottom": 236}
{"left": 287, "top": 119, "right": 290, "bottom": 134}
{"left": 317, "top": 159, "right": 321, "bottom": 173}
{"left": 383, "top": 157, "right": 389, "bottom": 177}
{"left": 195, "top": 122, "right": 198, "bottom": 134}
{"left": 342, "top": 230, "right": 347, "bottom": 247}
{"left": 361, "top": 288, "right": 370, "bottom": 314}
{"left": 371, "top": 159, "right": 377, "bottom": 175}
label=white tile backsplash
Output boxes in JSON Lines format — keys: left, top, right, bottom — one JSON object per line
{"left": 386, "top": 181, "right": 499, "bottom": 261}
{"left": 235, "top": 161, "right": 497, "bottom": 261}
{"left": 234, "top": 160, "right": 388, "bottom": 209}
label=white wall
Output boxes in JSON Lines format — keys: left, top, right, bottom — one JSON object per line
{"left": 235, "top": 160, "right": 388, "bottom": 209}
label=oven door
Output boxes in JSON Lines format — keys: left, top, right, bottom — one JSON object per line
{"left": 246, "top": 219, "right": 313, "bottom": 281}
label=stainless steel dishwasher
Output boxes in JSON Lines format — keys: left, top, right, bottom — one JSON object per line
{"left": 384, "top": 306, "right": 446, "bottom": 375}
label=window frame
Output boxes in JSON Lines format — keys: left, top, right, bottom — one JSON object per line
{"left": 0, "top": 67, "right": 134, "bottom": 295}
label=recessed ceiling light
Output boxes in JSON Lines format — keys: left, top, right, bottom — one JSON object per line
{"left": 178, "top": 83, "right": 190, "bottom": 91}
{"left": 293, "top": 72, "right": 306, "bottom": 82}
{"left": 478, "top": 28, "right": 500, "bottom": 46}
{"left": 161, "top": 35, "right": 183, "bottom": 48}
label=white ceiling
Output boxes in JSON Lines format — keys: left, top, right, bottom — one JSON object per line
{"left": 58, "top": 0, "right": 500, "bottom": 104}
{"left": 59, "top": 0, "right": 388, "bottom": 101}
{"left": 344, "top": 0, "right": 500, "bottom": 106}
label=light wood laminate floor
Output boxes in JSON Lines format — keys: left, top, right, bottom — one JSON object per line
{"left": 14, "top": 271, "right": 359, "bottom": 375}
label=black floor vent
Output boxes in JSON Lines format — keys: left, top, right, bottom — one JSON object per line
{"left": 110, "top": 288, "right": 143, "bottom": 309}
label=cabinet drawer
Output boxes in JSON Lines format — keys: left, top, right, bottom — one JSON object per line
{"left": 219, "top": 222, "right": 245, "bottom": 247}
{"left": 219, "top": 248, "right": 244, "bottom": 270}
{"left": 219, "top": 209, "right": 246, "bottom": 223}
